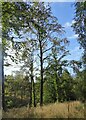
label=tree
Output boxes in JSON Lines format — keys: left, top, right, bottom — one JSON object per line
{"left": 72, "top": 2, "right": 86, "bottom": 64}
{"left": 4, "top": 73, "right": 31, "bottom": 108}
{"left": 2, "top": 2, "right": 32, "bottom": 110}
{"left": 20, "top": 39, "right": 36, "bottom": 107}
{"left": 72, "top": 3, "right": 86, "bottom": 104}
{"left": 45, "top": 40, "right": 69, "bottom": 102}
{"left": 73, "top": 69, "right": 86, "bottom": 102}
{"left": 2, "top": 2, "right": 70, "bottom": 107}
{"left": 61, "top": 69, "right": 76, "bottom": 101}
{"left": 2, "top": 2, "right": 40, "bottom": 109}
{"left": 70, "top": 60, "right": 82, "bottom": 74}
{"left": 13, "top": 2, "right": 66, "bottom": 106}
{"left": 29, "top": 2, "right": 67, "bottom": 106}
{"left": 43, "top": 72, "right": 57, "bottom": 104}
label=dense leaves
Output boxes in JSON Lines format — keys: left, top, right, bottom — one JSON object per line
{"left": 4, "top": 69, "right": 85, "bottom": 108}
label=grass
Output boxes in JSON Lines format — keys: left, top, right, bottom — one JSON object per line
{"left": 2, "top": 101, "right": 85, "bottom": 118}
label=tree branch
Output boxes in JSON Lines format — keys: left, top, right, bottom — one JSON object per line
{"left": 43, "top": 45, "right": 53, "bottom": 54}
{"left": 58, "top": 51, "right": 69, "bottom": 63}
{"left": 43, "top": 55, "right": 49, "bottom": 62}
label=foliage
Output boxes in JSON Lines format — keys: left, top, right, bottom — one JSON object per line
{"left": 60, "top": 69, "right": 76, "bottom": 101}
{"left": 74, "top": 70, "right": 86, "bottom": 102}
{"left": 72, "top": 2, "right": 86, "bottom": 64}
{"left": 4, "top": 74, "right": 30, "bottom": 108}
{"left": 2, "top": 2, "right": 85, "bottom": 111}
{"left": 43, "top": 76, "right": 57, "bottom": 104}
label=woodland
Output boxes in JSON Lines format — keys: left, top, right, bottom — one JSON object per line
{"left": 1, "top": 2, "right": 86, "bottom": 118}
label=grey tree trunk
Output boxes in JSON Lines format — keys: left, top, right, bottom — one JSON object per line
{"left": 2, "top": 45, "right": 5, "bottom": 110}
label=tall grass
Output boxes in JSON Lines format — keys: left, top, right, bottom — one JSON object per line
{"left": 3, "top": 101, "right": 84, "bottom": 118}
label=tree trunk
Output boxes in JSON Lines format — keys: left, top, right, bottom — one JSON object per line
{"left": 29, "top": 77, "right": 32, "bottom": 108}
{"left": 39, "top": 40, "right": 43, "bottom": 106}
{"left": 33, "top": 78, "right": 36, "bottom": 107}
{"left": 55, "top": 71, "right": 59, "bottom": 102}
{"left": 30, "top": 60, "right": 35, "bottom": 107}
{"left": 2, "top": 46, "right": 5, "bottom": 110}
{"left": 2, "top": 66, "right": 5, "bottom": 110}
{"left": 31, "top": 59, "right": 36, "bottom": 107}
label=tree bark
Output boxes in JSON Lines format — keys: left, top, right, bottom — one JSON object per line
{"left": 30, "top": 59, "right": 36, "bottom": 107}
{"left": 39, "top": 40, "right": 43, "bottom": 106}
{"left": 29, "top": 76, "right": 32, "bottom": 107}
{"left": 33, "top": 78, "right": 36, "bottom": 107}
{"left": 2, "top": 46, "right": 5, "bottom": 110}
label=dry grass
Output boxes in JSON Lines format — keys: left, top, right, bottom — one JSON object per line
{"left": 3, "top": 101, "right": 85, "bottom": 118}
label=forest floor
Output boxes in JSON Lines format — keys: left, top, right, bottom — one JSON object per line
{"left": 2, "top": 101, "right": 85, "bottom": 118}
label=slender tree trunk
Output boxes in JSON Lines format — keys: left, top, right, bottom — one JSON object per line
{"left": 55, "top": 70, "right": 60, "bottom": 102}
{"left": 2, "top": 46, "right": 5, "bottom": 110}
{"left": 29, "top": 59, "right": 35, "bottom": 107}
{"left": 33, "top": 77, "right": 36, "bottom": 107}
{"left": 29, "top": 77, "right": 32, "bottom": 107}
{"left": 31, "top": 60, "right": 36, "bottom": 107}
{"left": 2, "top": 64, "right": 5, "bottom": 111}
{"left": 39, "top": 40, "right": 43, "bottom": 106}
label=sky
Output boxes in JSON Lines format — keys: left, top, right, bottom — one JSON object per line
{"left": 50, "top": 2, "right": 83, "bottom": 61}
{"left": 4, "top": 2, "right": 83, "bottom": 75}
